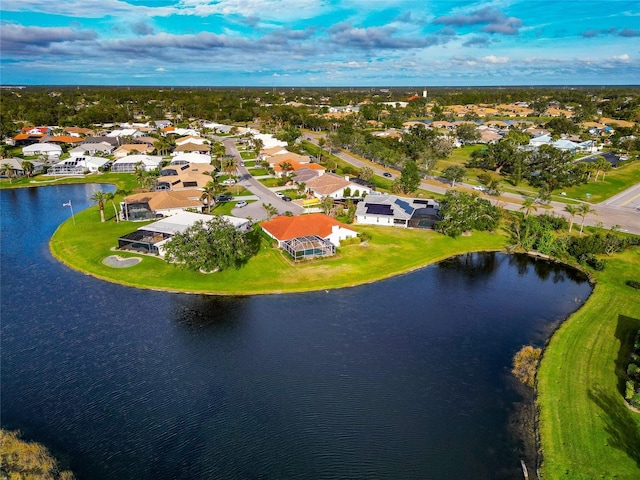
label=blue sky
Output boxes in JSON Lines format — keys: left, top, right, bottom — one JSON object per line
{"left": 1, "top": 0, "right": 639, "bottom": 86}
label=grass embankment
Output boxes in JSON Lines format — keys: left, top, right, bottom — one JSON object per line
{"left": 50, "top": 206, "right": 507, "bottom": 295}
{"left": 537, "top": 248, "right": 640, "bottom": 479}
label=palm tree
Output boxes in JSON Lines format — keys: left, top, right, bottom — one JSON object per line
{"left": 21, "top": 160, "right": 34, "bottom": 178}
{"left": 564, "top": 204, "right": 578, "bottom": 233}
{"left": 91, "top": 190, "right": 109, "bottom": 223}
{"left": 134, "top": 162, "right": 146, "bottom": 186}
{"left": 520, "top": 198, "right": 537, "bottom": 217}
{"left": 1, "top": 163, "right": 14, "bottom": 184}
{"left": 577, "top": 203, "right": 596, "bottom": 235}
{"left": 593, "top": 157, "right": 608, "bottom": 182}
{"left": 105, "top": 192, "right": 119, "bottom": 222}
{"left": 601, "top": 161, "right": 612, "bottom": 181}
{"left": 200, "top": 181, "right": 220, "bottom": 214}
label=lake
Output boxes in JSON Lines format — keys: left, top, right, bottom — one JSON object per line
{"left": 0, "top": 185, "right": 591, "bottom": 479}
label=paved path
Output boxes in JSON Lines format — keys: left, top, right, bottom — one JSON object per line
{"left": 304, "top": 133, "right": 640, "bottom": 234}
{"left": 223, "top": 139, "right": 303, "bottom": 221}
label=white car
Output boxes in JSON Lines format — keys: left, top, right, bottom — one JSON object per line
{"left": 276, "top": 192, "right": 284, "bottom": 198}
{"left": 222, "top": 179, "right": 236, "bottom": 185}
{"left": 472, "top": 185, "right": 486, "bottom": 191}
{"left": 236, "top": 200, "right": 248, "bottom": 208}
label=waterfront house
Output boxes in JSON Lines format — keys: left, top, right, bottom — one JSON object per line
{"left": 261, "top": 213, "right": 357, "bottom": 261}
{"left": 122, "top": 190, "right": 204, "bottom": 220}
{"left": 355, "top": 194, "right": 440, "bottom": 228}
{"left": 117, "top": 211, "right": 250, "bottom": 256}
{"left": 111, "top": 155, "right": 163, "bottom": 173}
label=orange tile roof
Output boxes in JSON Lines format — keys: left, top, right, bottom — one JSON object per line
{"left": 305, "top": 173, "right": 350, "bottom": 195}
{"left": 261, "top": 213, "right": 352, "bottom": 241}
{"left": 46, "top": 135, "right": 84, "bottom": 143}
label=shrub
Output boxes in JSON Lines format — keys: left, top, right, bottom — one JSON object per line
{"left": 626, "top": 280, "right": 640, "bottom": 290}
{"left": 627, "top": 363, "right": 640, "bottom": 380}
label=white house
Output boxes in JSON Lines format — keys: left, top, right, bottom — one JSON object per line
{"left": 111, "top": 154, "right": 163, "bottom": 173}
{"left": 70, "top": 142, "right": 114, "bottom": 157}
{"left": 171, "top": 153, "right": 213, "bottom": 165}
{"left": 48, "top": 156, "right": 111, "bottom": 175}
{"left": 22, "top": 143, "right": 62, "bottom": 159}
{"left": 355, "top": 194, "right": 440, "bottom": 228}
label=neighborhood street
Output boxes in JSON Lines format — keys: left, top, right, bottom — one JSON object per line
{"left": 304, "top": 133, "right": 640, "bottom": 235}
{"left": 223, "top": 139, "right": 304, "bottom": 221}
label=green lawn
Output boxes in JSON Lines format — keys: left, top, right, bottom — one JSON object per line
{"left": 50, "top": 208, "right": 508, "bottom": 295}
{"left": 537, "top": 248, "right": 640, "bottom": 479}
{"left": 560, "top": 160, "right": 640, "bottom": 203}
{"left": 258, "top": 177, "right": 281, "bottom": 187}
{"left": 248, "top": 167, "right": 269, "bottom": 176}
{"left": 240, "top": 151, "right": 256, "bottom": 160}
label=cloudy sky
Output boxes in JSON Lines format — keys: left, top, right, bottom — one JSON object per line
{"left": 1, "top": 0, "right": 639, "bottom": 86}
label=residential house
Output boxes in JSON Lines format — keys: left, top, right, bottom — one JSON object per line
{"left": 48, "top": 156, "right": 111, "bottom": 175}
{"left": 117, "top": 211, "right": 250, "bottom": 256}
{"left": 305, "top": 173, "right": 371, "bottom": 199}
{"left": 122, "top": 190, "right": 204, "bottom": 220}
{"left": 111, "top": 155, "right": 163, "bottom": 173}
{"left": 175, "top": 135, "right": 207, "bottom": 146}
{"left": 113, "top": 144, "right": 154, "bottom": 159}
{"left": 22, "top": 142, "right": 62, "bottom": 159}
{"left": 355, "top": 194, "right": 440, "bottom": 228}
{"left": 0, "top": 157, "right": 45, "bottom": 176}
{"left": 261, "top": 213, "right": 357, "bottom": 261}
{"left": 64, "top": 127, "right": 94, "bottom": 137}
{"left": 42, "top": 135, "right": 85, "bottom": 146}
{"left": 157, "top": 163, "right": 213, "bottom": 190}
{"left": 172, "top": 142, "right": 211, "bottom": 155}
{"left": 171, "top": 153, "right": 213, "bottom": 165}
{"left": 70, "top": 141, "right": 115, "bottom": 157}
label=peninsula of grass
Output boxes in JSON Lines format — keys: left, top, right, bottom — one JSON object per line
{"left": 50, "top": 204, "right": 508, "bottom": 295}
{"left": 537, "top": 247, "right": 640, "bottom": 479}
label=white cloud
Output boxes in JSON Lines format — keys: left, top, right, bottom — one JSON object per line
{"left": 482, "top": 55, "right": 509, "bottom": 63}
{"left": 612, "top": 53, "right": 630, "bottom": 61}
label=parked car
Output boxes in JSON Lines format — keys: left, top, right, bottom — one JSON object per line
{"left": 217, "top": 194, "right": 232, "bottom": 202}
{"left": 236, "top": 200, "right": 248, "bottom": 208}
{"left": 383, "top": 172, "right": 393, "bottom": 178}
{"left": 282, "top": 196, "right": 292, "bottom": 202}
{"left": 222, "top": 179, "right": 236, "bottom": 185}
{"left": 240, "top": 162, "right": 245, "bottom": 167}
{"left": 276, "top": 192, "right": 284, "bottom": 198}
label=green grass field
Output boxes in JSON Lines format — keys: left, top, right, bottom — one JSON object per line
{"left": 560, "top": 161, "right": 640, "bottom": 203}
{"left": 537, "top": 248, "right": 640, "bottom": 479}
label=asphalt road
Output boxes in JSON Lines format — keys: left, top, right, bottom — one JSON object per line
{"left": 304, "top": 133, "right": 640, "bottom": 235}
{"left": 223, "top": 139, "right": 303, "bottom": 221}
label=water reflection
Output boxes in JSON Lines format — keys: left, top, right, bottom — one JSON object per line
{"left": 172, "top": 295, "right": 250, "bottom": 330}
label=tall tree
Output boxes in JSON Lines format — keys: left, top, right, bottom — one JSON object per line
{"left": 400, "top": 159, "right": 421, "bottom": 193}
{"left": 21, "top": 160, "right": 34, "bottom": 177}
{"left": 164, "top": 217, "right": 254, "bottom": 272}
{"left": 1, "top": 163, "right": 14, "bottom": 184}
{"left": 577, "top": 203, "right": 596, "bottom": 235}
{"left": 91, "top": 190, "right": 110, "bottom": 223}
{"left": 441, "top": 165, "right": 466, "bottom": 187}
{"left": 455, "top": 123, "right": 481, "bottom": 145}
{"left": 520, "top": 198, "right": 538, "bottom": 217}
{"left": 564, "top": 204, "right": 578, "bottom": 233}
{"left": 201, "top": 181, "right": 220, "bottom": 214}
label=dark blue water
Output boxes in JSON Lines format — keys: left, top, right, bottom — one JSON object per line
{"left": 0, "top": 185, "right": 591, "bottom": 480}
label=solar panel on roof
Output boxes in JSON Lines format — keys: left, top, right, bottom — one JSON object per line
{"left": 365, "top": 203, "right": 393, "bottom": 215}
{"left": 413, "top": 199, "right": 429, "bottom": 205}
{"left": 394, "top": 199, "right": 414, "bottom": 215}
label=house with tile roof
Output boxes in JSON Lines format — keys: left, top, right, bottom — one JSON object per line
{"left": 122, "top": 190, "right": 204, "bottom": 221}
{"left": 113, "top": 144, "right": 154, "bottom": 159}
{"left": 43, "top": 135, "right": 84, "bottom": 145}
{"left": 64, "top": 127, "right": 94, "bottom": 137}
{"left": 171, "top": 153, "right": 213, "bottom": 165}
{"left": 172, "top": 142, "right": 211, "bottom": 155}
{"left": 355, "top": 194, "right": 440, "bottom": 228}
{"left": 157, "top": 163, "right": 213, "bottom": 191}
{"left": 261, "top": 213, "right": 357, "bottom": 261}
{"left": 305, "top": 173, "right": 371, "bottom": 199}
